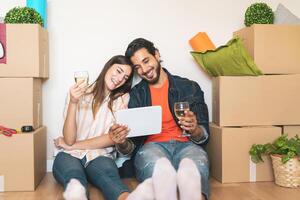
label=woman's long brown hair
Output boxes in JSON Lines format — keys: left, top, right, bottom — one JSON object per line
{"left": 87, "top": 55, "right": 133, "bottom": 117}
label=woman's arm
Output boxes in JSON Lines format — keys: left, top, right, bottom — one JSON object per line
{"left": 62, "top": 102, "right": 78, "bottom": 145}
{"left": 63, "top": 82, "right": 88, "bottom": 145}
{"left": 71, "top": 134, "right": 114, "bottom": 150}
{"left": 55, "top": 134, "right": 115, "bottom": 151}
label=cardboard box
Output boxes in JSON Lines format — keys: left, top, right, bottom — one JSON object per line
{"left": 282, "top": 126, "right": 300, "bottom": 138}
{"left": 0, "top": 127, "right": 46, "bottom": 191}
{"left": 208, "top": 123, "right": 281, "bottom": 183}
{"left": 0, "top": 78, "right": 42, "bottom": 129}
{"left": 0, "top": 24, "right": 49, "bottom": 78}
{"left": 213, "top": 75, "right": 300, "bottom": 127}
{"left": 234, "top": 25, "right": 300, "bottom": 74}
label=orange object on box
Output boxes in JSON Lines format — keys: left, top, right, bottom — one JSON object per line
{"left": 189, "top": 32, "right": 216, "bottom": 52}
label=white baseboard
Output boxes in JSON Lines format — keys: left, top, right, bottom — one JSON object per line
{"left": 0, "top": 175, "right": 4, "bottom": 192}
{"left": 47, "top": 159, "right": 54, "bottom": 172}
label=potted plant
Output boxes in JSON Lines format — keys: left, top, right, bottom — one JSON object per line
{"left": 249, "top": 134, "right": 300, "bottom": 188}
{"left": 4, "top": 6, "right": 43, "bottom": 27}
{"left": 244, "top": 2, "right": 274, "bottom": 27}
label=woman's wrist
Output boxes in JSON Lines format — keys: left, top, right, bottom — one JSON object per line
{"left": 67, "top": 144, "right": 74, "bottom": 151}
{"left": 69, "top": 99, "right": 79, "bottom": 105}
{"left": 108, "top": 132, "right": 117, "bottom": 145}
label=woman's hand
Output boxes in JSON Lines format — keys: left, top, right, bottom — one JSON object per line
{"left": 109, "top": 124, "right": 130, "bottom": 144}
{"left": 69, "top": 80, "right": 88, "bottom": 104}
{"left": 54, "top": 137, "right": 73, "bottom": 151}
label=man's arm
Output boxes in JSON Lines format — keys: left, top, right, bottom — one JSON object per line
{"left": 178, "top": 82, "right": 209, "bottom": 144}
{"left": 190, "top": 82, "right": 209, "bottom": 144}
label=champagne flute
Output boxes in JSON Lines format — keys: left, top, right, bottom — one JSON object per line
{"left": 174, "top": 102, "right": 190, "bottom": 137}
{"left": 74, "top": 71, "right": 89, "bottom": 104}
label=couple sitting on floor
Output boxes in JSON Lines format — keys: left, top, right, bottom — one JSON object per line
{"left": 53, "top": 38, "right": 210, "bottom": 200}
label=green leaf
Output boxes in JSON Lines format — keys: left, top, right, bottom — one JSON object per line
{"left": 282, "top": 155, "right": 290, "bottom": 164}
{"left": 287, "top": 151, "right": 296, "bottom": 158}
{"left": 251, "top": 155, "right": 262, "bottom": 163}
{"left": 295, "top": 145, "right": 300, "bottom": 156}
{"left": 4, "top": 6, "right": 43, "bottom": 27}
{"left": 244, "top": 3, "right": 274, "bottom": 27}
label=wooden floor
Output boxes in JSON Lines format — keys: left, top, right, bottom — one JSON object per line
{"left": 0, "top": 173, "right": 299, "bottom": 200}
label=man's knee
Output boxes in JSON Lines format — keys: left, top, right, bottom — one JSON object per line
{"left": 134, "top": 144, "right": 169, "bottom": 181}
{"left": 134, "top": 153, "right": 162, "bottom": 181}
{"left": 135, "top": 144, "right": 167, "bottom": 167}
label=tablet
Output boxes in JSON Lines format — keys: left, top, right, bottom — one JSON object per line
{"left": 115, "top": 106, "right": 162, "bottom": 137}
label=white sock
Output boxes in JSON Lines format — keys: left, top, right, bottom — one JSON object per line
{"left": 127, "top": 178, "right": 154, "bottom": 200}
{"left": 152, "top": 157, "right": 177, "bottom": 200}
{"left": 177, "top": 158, "right": 202, "bottom": 200}
{"left": 63, "top": 178, "right": 87, "bottom": 200}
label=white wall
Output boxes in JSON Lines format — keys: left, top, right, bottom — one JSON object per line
{"left": 1, "top": 0, "right": 300, "bottom": 162}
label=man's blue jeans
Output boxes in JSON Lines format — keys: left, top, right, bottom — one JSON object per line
{"left": 134, "top": 140, "right": 210, "bottom": 199}
{"left": 53, "top": 152, "right": 129, "bottom": 200}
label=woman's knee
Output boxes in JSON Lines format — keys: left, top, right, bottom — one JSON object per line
{"left": 87, "top": 156, "right": 118, "bottom": 176}
{"left": 52, "top": 153, "right": 87, "bottom": 187}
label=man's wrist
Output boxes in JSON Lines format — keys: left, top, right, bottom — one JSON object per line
{"left": 117, "top": 140, "right": 129, "bottom": 149}
{"left": 190, "top": 126, "right": 201, "bottom": 136}
{"left": 115, "top": 139, "right": 134, "bottom": 155}
{"left": 189, "top": 126, "right": 203, "bottom": 140}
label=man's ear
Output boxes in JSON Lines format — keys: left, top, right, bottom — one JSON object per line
{"left": 154, "top": 49, "right": 161, "bottom": 61}
{"left": 0, "top": 41, "right": 4, "bottom": 59}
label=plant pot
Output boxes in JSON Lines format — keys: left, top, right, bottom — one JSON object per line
{"left": 270, "top": 154, "right": 300, "bottom": 188}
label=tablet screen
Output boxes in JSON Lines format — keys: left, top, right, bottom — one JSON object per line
{"left": 115, "top": 106, "right": 162, "bottom": 137}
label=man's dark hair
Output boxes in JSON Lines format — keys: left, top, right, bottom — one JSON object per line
{"left": 125, "top": 38, "right": 157, "bottom": 59}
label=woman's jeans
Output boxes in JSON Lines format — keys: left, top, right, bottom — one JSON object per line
{"left": 134, "top": 140, "right": 210, "bottom": 199}
{"left": 53, "top": 152, "right": 129, "bottom": 200}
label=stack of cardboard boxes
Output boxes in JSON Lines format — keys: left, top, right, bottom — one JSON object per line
{"left": 208, "top": 24, "right": 300, "bottom": 183}
{"left": 0, "top": 24, "right": 48, "bottom": 191}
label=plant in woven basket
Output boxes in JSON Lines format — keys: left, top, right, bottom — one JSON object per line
{"left": 244, "top": 2, "right": 274, "bottom": 27}
{"left": 4, "top": 6, "right": 43, "bottom": 27}
{"left": 249, "top": 134, "right": 300, "bottom": 164}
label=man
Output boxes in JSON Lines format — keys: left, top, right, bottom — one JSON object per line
{"left": 113, "top": 38, "right": 210, "bottom": 200}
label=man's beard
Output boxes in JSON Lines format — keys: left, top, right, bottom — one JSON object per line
{"left": 146, "top": 62, "right": 161, "bottom": 85}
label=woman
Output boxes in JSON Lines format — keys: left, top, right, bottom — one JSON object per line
{"left": 53, "top": 55, "right": 134, "bottom": 200}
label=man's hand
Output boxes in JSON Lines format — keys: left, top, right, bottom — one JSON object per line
{"left": 178, "top": 110, "right": 199, "bottom": 136}
{"left": 54, "top": 137, "right": 73, "bottom": 151}
{"left": 109, "top": 124, "right": 130, "bottom": 144}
